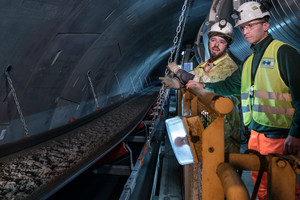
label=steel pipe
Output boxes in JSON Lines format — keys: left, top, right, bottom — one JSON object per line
{"left": 217, "top": 162, "right": 250, "bottom": 200}
{"left": 188, "top": 84, "right": 233, "bottom": 115}
{"left": 228, "top": 153, "right": 261, "bottom": 171}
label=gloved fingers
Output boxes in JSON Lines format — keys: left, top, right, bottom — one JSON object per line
{"left": 159, "top": 77, "right": 170, "bottom": 87}
{"left": 167, "top": 62, "right": 177, "bottom": 69}
{"left": 172, "top": 78, "right": 180, "bottom": 89}
{"left": 167, "top": 62, "right": 179, "bottom": 73}
{"left": 164, "top": 82, "right": 171, "bottom": 88}
{"left": 167, "top": 72, "right": 174, "bottom": 78}
{"left": 160, "top": 75, "right": 173, "bottom": 81}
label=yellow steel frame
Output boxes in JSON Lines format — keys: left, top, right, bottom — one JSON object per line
{"left": 178, "top": 85, "right": 300, "bottom": 200}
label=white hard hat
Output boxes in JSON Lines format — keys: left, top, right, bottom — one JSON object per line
{"left": 208, "top": 19, "right": 234, "bottom": 44}
{"left": 233, "top": 1, "right": 270, "bottom": 27}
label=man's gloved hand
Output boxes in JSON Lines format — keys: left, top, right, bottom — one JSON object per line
{"left": 167, "top": 62, "right": 180, "bottom": 74}
{"left": 159, "top": 75, "right": 180, "bottom": 89}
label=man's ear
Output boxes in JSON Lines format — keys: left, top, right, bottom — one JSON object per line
{"left": 263, "top": 22, "right": 269, "bottom": 32}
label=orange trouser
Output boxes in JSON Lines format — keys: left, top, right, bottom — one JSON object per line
{"left": 248, "top": 130, "right": 300, "bottom": 200}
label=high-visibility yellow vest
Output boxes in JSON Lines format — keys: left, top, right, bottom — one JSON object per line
{"left": 241, "top": 40, "right": 295, "bottom": 128}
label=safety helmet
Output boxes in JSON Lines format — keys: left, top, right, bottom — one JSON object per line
{"left": 208, "top": 19, "right": 234, "bottom": 45}
{"left": 233, "top": 1, "right": 270, "bottom": 27}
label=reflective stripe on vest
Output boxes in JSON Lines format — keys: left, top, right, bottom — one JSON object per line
{"left": 255, "top": 91, "right": 292, "bottom": 102}
{"left": 241, "top": 92, "right": 251, "bottom": 113}
{"left": 242, "top": 105, "right": 250, "bottom": 112}
{"left": 241, "top": 40, "right": 295, "bottom": 129}
{"left": 241, "top": 93, "right": 248, "bottom": 100}
{"left": 253, "top": 105, "right": 295, "bottom": 116}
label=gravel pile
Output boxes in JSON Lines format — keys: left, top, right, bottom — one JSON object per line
{"left": 0, "top": 92, "right": 158, "bottom": 200}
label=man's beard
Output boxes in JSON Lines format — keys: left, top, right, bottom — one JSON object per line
{"left": 209, "top": 47, "right": 226, "bottom": 61}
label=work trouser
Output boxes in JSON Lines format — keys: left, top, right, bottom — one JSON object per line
{"left": 248, "top": 130, "right": 300, "bottom": 200}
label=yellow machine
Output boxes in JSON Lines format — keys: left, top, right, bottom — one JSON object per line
{"left": 166, "top": 86, "right": 300, "bottom": 200}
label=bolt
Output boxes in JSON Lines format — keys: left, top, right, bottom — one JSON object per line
{"left": 191, "top": 136, "right": 200, "bottom": 143}
{"left": 208, "top": 147, "right": 214, "bottom": 153}
{"left": 276, "top": 159, "right": 287, "bottom": 168}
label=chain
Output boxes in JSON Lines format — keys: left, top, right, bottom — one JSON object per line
{"left": 148, "top": 0, "right": 191, "bottom": 143}
{"left": 114, "top": 72, "right": 124, "bottom": 98}
{"left": 166, "top": 0, "right": 190, "bottom": 73}
{"left": 87, "top": 72, "right": 100, "bottom": 109}
{"left": 174, "top": 0, "right": 191, "bottom": 64}
{"left": 5, "top": 71, "right": 29, "bottom": 136}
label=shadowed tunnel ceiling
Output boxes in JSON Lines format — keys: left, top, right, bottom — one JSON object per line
{"left": 0, "top": 0, "right": 212, "bottom": 144}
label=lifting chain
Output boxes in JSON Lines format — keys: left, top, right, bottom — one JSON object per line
{"left": 87, "top": 71, "right": 100, "bottom": 110}
{"left": 167, "top": 0, "right": 191, "bottom": 69}
{"left": 150, "top": 0, "right": 191, "bottom": 139}
{"left": 5, "top": 70, "right": 29, "bottom": 136}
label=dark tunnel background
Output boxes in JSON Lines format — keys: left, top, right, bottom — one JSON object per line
{"left": 0, "top": 0, "right": 299, "bottom": 145}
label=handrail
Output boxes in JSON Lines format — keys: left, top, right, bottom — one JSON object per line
{"left": 228, "top": 153, "right": 261, "bottom": 171}
{"left": 187, "top": 84, "right": 234, "bottom": 115}
{"left": 217, "top": 162, "right": 250, "bottom": 200}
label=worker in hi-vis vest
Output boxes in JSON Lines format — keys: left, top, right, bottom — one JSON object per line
{"left": 160, "top": 20, "right": 243, "bottom": 154}
{"left": 186, "top": 1, "right": 300, "bottom": 199}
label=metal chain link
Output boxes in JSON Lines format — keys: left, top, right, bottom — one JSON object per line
{"left": 87, "top": 72, "right": 100, "bottom": 109}
{"left": 5, "top": 71, "right": 29, "bottom": 136}
{"left": 156, "top": 0, "right": 190, "bottom": 114}
{"left": 149, "top": 0, "right": 191, "bottom": 140}
{"left": 167, "top": 0, "right": 189, "bottom": 67}
{"left": 174, "top": 0, "right": 191, "bottom": 64}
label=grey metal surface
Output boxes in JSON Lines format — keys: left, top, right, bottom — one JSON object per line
{"left": 157, "top": 134, "right": 183, "bottom": 200}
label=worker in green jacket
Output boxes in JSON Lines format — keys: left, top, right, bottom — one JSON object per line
{"left": 160, "top": 20, "right": 242, "bottom": 153}
{"left": 186, "top": 2, "right": 300, "bottom": 199}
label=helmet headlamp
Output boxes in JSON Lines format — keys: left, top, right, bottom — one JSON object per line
{"left": 231, "top": 10, "right": 241, "bottom": 20}
{"left": 218, "top": 19, "right": 227, "bottom": 30}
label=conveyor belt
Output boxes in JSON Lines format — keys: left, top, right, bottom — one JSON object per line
{"left": 0, "top": 88, "right": 159, "bottom": 200}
